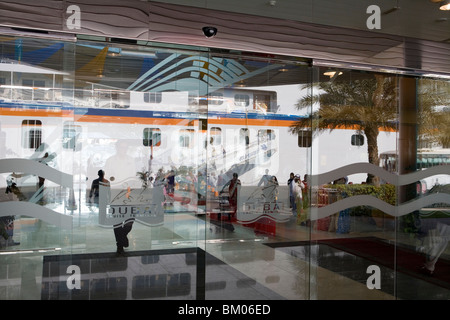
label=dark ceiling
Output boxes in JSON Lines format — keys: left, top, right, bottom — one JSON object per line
{"left": 149, "top": 0, "right": 450, "bottom": 43}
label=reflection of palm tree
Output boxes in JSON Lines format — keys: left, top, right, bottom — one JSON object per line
{"left": 418, "top": 78, "right": 450, "bottom": 148}
{"left": 291, "top": 74, "right": 398, "bottom": 183}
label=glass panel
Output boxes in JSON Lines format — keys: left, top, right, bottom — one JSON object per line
{"left": 400, "top": 77, "right": 450, "bottom": 299}
{"left": 304, "top": 68, "right": 450, "bottom": 300}
{"left": 73, "top": 43, "right": 208, "bottom": 255}
{"left": 204, "top": 52, "right": 313, "bottom": 299}
{"left": 0, "top": 37, "right": 211, "bottom": 299}
{"left": 1, "top": 35, "right": 448, "bottom": 300}
{"left": 0, "top": 37, "right": 76, "bottom": 299}
{"left": 304, "top": 68, "right": 400, "bottom": 299}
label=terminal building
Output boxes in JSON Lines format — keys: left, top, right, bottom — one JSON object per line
{"left": 0, "top": 0, "right": 449, "bottom": 300}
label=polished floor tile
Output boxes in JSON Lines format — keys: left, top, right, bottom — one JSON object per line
{"left": 0, "top": 211, "right": 449, "bottom": 300}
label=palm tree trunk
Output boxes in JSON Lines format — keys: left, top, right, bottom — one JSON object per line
{"left": 365, "top": 125, "right": 379, "bottom": 184}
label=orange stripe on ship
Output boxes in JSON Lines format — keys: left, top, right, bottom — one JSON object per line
{"left": 75, "top": 114, "right": 193, "bottom": 126}
{"left": 208, "top": 118, "right": 295, "bottom": 127}
{"left": 1, "top": 108, "right": 397, "bottom": 131}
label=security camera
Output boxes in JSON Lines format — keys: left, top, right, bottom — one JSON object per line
{"left": 202, "top": 26, "right": 217, "bottom": 38}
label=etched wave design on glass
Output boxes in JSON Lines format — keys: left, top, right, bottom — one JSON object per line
{"left": 309, "top": 162, "right": 450, "bottom": 220}
{"left": 0, "top": 158, "right": 73, "bottom": 229}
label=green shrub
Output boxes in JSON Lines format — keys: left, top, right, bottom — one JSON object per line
{"left": 322, "top": 183, "right": 396, "bottom": 220}
{"left": 323, "top": 183, "right": 396, "bottom": 205}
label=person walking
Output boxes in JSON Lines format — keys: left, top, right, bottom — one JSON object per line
{"left": 222, "top": 172, "right": 241, "bottom": 220}
{"left": 287, "top": 172, "right": 295, "bottom": 208}
{"left": 89, "top": 169, "right": 109, "bottom": 205}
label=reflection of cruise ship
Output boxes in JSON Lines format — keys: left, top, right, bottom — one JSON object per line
{"left": 0, "top": 60, "right": 396, "bottom": 191}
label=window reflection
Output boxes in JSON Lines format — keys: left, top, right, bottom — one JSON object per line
{"left": 0, "top": 35, "right": 448, "bottom": 300}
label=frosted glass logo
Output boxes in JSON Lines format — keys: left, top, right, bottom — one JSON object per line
{"left": 66, "top": 5, "right": 81, "bottom": 30}
{"left": 366, "top": 265, "right": 381, "bottom": 289}
{"left": 366, "top": 5, "right": 381, "bottom": 30}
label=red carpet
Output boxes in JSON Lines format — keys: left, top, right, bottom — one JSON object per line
{"left": 317, "top": 237, "right": 450, "bottom": 289}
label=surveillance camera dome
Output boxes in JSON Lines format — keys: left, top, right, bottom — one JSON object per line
{"left": 202, "top": 26, "right": 217, "bottom": 38}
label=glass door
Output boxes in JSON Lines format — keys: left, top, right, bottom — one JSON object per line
{"left": 203, "top": 51, "right": 314, "bottom": 299}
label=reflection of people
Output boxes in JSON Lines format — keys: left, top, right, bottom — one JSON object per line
{"left": 208, "top": 172, "right": 217, "bottom": 191}
{"left": 37, "top": 153, "right": 49, "bottom": 203}
{"left": 186, "top": 170, "right": 198, "bottom": 206}
{"left": 222, "top": 173, "right": 241, "bottom": 218}
{"left": 165, "top": 170, "right": 175, "bottom": 195}
{"left": 114, "top": 218, "right": 134, "bottom": 255}
{"left": 0, "top": 216, "right": 18, "bottom": 247}
{"left": 89, "top": 170, "right": 110, "bottom": 205}
{"left": 287, "top": 172, "right": 294, "bottom": 208}
{"left": 0, "top": 127, "right": 20, "bottom": 247}
{"left": 262, "top": 175, "right": 279, "bottom": 202}
{"left": 217, "top": 170, "right": 227, "bottom": 190}
{"left": 302, "top": 174, "right": 309, "bottom": 210}
{"left": 291, "top": 175, "right": 305, "bottom": 218}
{"left": 290, "top": 174, "right": 300, "bottom": 215}
{"left": 419, "top": 222, "right": 450, "bottom": 275}
{"left": 272, "top": 176, "right": 279, "bottom": 194}
{"left": 258, "top": 169, "right": 271, "bottom": 187}
{"left": 0, "top": 186, "right": 20, "bottom": 247}
{"left": 104, "top": 140, "right": 138, "bottom": 187}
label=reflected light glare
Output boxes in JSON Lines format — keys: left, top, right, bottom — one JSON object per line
{"left": 440, "top": 1, "right": 450, "bottom": 10}
{"left": 323, "top": 71, "right": 343, "bottom": 78}
{"left": 121, "top": 50, "right": 157, "bottom": 58}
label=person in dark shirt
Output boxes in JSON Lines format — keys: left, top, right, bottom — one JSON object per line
{"left": 89, "top": 170, "right": 109, "bottom": 205}
{"left": 222, "top": 172, "right": 241, "bottom": 220}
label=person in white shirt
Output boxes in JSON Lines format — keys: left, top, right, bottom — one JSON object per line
{"left": 291, "top": 174, "right": 305, "bottom": 218}
{"left": 104, "top": 140, "right": 139, "bottom": 188}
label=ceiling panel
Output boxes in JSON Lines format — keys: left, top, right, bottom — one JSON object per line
{"left": 149, "top": 0, "right": 450, "bottom": 42}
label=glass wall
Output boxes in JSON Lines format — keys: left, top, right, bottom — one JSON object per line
{"left": 305, "top": 68, "right": 450, "bottom": 300}
{"left": 202, "top": 52, "right": 313, "bottom": 299}
{"left": 0, "top": 35, "right": 449, "bottom": 300}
